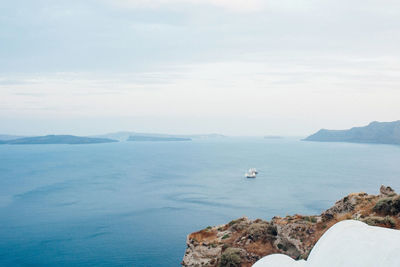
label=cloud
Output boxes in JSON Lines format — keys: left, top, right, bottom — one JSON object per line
{"left": 1, "top": 0, "right": 400, "bottom": 135}
{"left": 106, "top": 0, "right": 265, "bottom": 12}
{"left": 1, "top": 53, "right": 400, "bottom": 135}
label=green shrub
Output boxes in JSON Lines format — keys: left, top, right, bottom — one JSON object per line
{"left": 222, "top": 234, "right": 230, "bottom": 239}
{"left": 374, "top": 198, "right": 392, "bottom": 214}
{"left": 246, "top": 222, "right": 277, "bottom": 242}
{"left": 303, "top": 216, "right": 317, "bottom": 223}
{"left": 386, "top": 216, "right": 396, "bottom": 228}
{"left": 268, "top": 225, "right": 278, "bottom": 236}
{"left": 373, "top": 196, "right": 400, "bottom": 215}
{"left": 362, "top": 216, "right": 396, "bottom": 228}
{"left": 277, "top": 243, "right": 289, "bottom": 251}
{"left": 228, "top": 218, "right": 248, "bottom": 231}
{"left": 219, "top": 248, "right": 241, "bottom": 267}
{"left": 228, "top": 219, "right": 240, "bottom": 226}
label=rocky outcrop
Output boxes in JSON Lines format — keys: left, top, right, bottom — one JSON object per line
{"left": 380, "top": 185, "right": 395, "bottom": 196}
{"left": 182, "top": 186, "right": 400, "bottom": 267}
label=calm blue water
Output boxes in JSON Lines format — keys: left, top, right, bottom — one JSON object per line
{"left": 0, "top": 138, "right": 400, "bottom": 266}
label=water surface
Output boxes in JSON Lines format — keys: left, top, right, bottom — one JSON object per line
{"left": 0, "top": 138, "right": 399, "bottom": 266}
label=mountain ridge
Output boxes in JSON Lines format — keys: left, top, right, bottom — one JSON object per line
{"left": 0, "top": 135, "right": 118, "bottom": 145}
{"left": 93, "top": 131, "right": 226, "bottom": 141}
{"left": 127, "top": 135, "right": 191, "bottom": 142}
{"left": 303, "top": 121, "right": 400, "bottom": 145}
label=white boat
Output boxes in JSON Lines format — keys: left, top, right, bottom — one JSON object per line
{"left": 248, "top": 168, "right": 258, "bottom": 174}
{"left": 245, "top": 172, "right": 256, "bottom": 178}
{"left": 245, "top": 168, "right": 257, "bottom": 178}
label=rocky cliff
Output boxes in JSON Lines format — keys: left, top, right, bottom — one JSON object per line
{"left": 182, "top": 186, "right": 400, "bottom": 267}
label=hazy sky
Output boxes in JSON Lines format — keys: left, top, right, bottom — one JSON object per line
{"left": 1, "top": 0, "right": 400, "bottom": 136}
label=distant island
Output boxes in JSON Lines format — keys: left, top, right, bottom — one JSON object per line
{"left": 264, "top": 136, "right": 283, "bottom": 139}
{"left": 0, "top": 135, "right": 118, "bottom": 145}
{"left": 0, "top": 134, "right": 25, "bottom": 141}
{"left": 303, "top": 121, "right": 400, "bottom": 145}
{"left": 0, "top": 132, "right": 225, "bottom": 144}
{"left": 127, "top": 135, "right": 191, "bottom": 142}
{"left": 94, "top": 131, "right": 225, "bottom": 141}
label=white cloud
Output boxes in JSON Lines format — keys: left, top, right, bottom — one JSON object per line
{"left": 2, "top": 0, "right": 400, "bottom": 135}
{"left": 2, "top": 54, "right": 400, "bottom": 135}
{"left": 106, "top": 0, "right": 265, "bottom": 12}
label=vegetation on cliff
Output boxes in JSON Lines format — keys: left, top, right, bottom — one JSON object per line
{"left": 182, "top": 186, "right": 400, "bottom": 267}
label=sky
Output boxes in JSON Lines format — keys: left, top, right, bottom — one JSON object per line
{"left": 1, "top": 0, "right": 400, "bottom": 136}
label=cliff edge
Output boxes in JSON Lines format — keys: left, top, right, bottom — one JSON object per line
{"left": 182, "top": 186, "right": 400, "bottom": 267}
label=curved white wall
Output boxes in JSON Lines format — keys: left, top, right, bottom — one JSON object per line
{"left": 253, "top": 220, "right": 400, "bottom": 267}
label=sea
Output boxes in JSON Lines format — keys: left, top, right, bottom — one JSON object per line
{"left": 0, "top": 138, "right": 400, "bottom": 266}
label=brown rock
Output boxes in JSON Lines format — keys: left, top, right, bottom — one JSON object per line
{"left": 182, "top": 186, "right": 400, "bottom": 266}
{"left": 380, "top": 185, "right": 396, "bottom": 196}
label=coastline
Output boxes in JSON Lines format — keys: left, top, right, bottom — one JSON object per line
{"left": 182, "top": 186, "right": 400, "bottom": 266}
